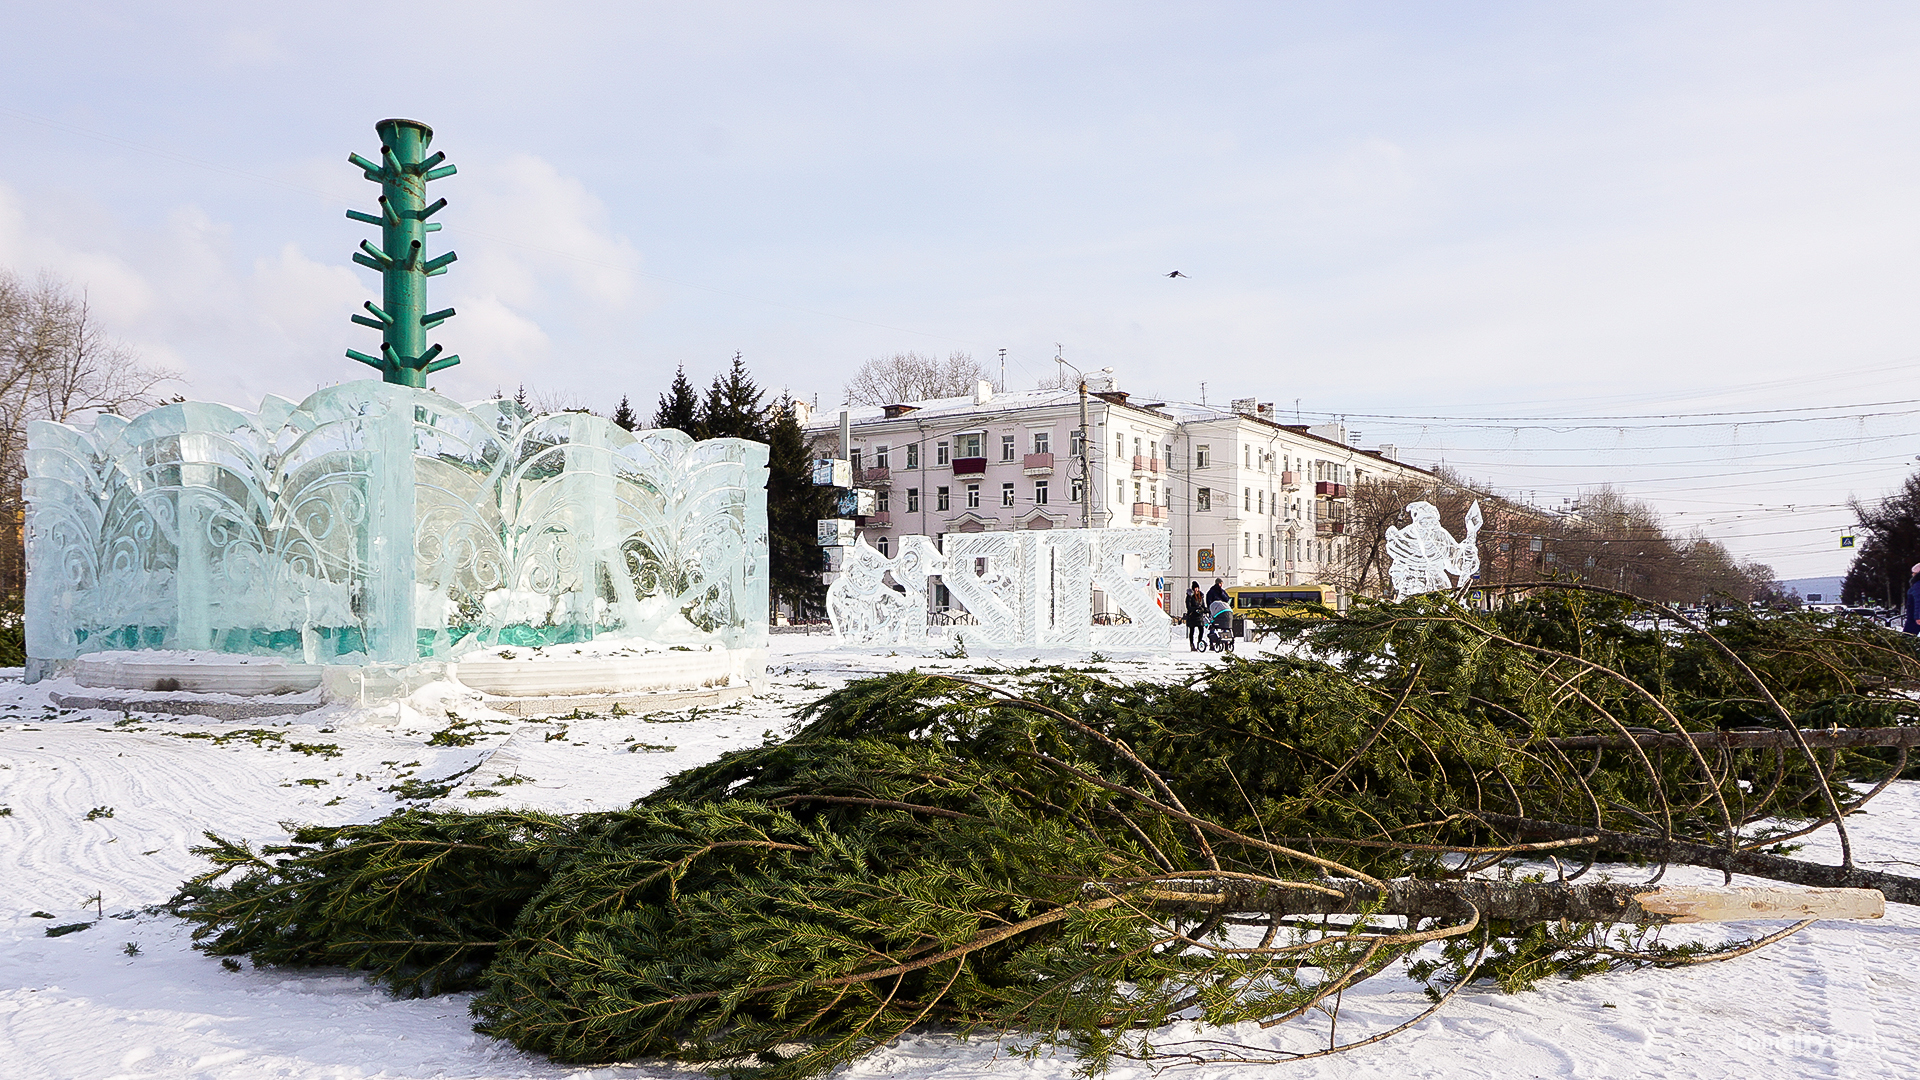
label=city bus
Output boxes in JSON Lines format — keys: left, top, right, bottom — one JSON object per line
{"left": 1225, "top": 585, "right": 1335, "bottom": 620}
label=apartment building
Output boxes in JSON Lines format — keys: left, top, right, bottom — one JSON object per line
{"left": 807, "top": 374, "right": 1434, "bottom": 607}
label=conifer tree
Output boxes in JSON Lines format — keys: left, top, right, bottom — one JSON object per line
{"left": 700, "top": 354, "right": 765, "bottom": 441}
{"left": 653, "top": 365, "right": 703, "bottom": 436}
{"left": 766, "top": 393, "right": 832, "bottom": 617}
{"left": 611, "top": 395, "right": 637, "bottom": 431}
{"left": 1843, "top": 471, "right": 1920, "bottom": 607}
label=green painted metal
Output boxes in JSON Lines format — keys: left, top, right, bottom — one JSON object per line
{"left": 345, "top": 118, "right": 459, "bottom": 386}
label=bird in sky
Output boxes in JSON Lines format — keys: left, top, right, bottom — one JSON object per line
{"left": 1165, "top": 270, "right": 1187, "bottom": 278}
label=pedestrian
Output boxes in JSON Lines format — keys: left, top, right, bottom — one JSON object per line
{"left": 1206, "top": 577, "right": 1228, "bottom": 606}
{"left": 1905, "top": 563, "right": 1920, "bottom": 635}
{"left": 1184, "top": 581, "right": 1205, "bottom": 650}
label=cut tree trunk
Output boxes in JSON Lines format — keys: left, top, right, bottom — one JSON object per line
{"left": 1102, "top": 877, "right": 1883, "bottom": 925}
{"left": 1478, "top": 812, "right": 1920, "bottom": 906}
{"left": 1525, "top": 727, "right": 1920, "bottom": 752}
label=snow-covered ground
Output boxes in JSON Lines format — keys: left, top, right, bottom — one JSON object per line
{"left": 3, "top": 636, "right": 1916, "bottom": 1080}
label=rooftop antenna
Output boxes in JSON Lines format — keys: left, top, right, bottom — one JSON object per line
{"left": 998, "top": 347, "right": 1006, "bottom": 391}
{"left": 1294, "top": 398, "right": 1301, "bottom": 423}
{"left": 1200, "top": 381, "right": 1206, "bottom": 407}
{"left": 344, "top": 118, "right": 460, "bottom": 386}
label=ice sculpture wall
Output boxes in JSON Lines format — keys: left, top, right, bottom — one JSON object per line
{"left": 826, "top": 527, "right": 1171, "bottom": 650}
{"left": 25, "top": 381, "right": 768, "bottom": 666}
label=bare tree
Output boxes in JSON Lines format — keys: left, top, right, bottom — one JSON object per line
{"left": 1336, "top": 474, "right": 1773, "bottom": 605}
{"left": 0, "top": 271, "right": 177, "bottom": 596}
{"left": 842, "top": 351, "right": 985, "bottom": 406}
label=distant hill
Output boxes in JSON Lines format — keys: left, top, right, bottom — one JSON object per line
{"left": 1779, "top": 576, "right": 1846, "bottom": 603}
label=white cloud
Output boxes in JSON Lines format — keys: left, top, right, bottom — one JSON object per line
{"left": 461, "top": 154, "right": 643, "bottom": 307}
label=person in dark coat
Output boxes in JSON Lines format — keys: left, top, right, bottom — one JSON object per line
{"left": 1905, "top": 563, "right": 1920, "bottom": 635}
{"left": 1206, "top": 578, "right": 1228, "bottom": 606}
{"left": 1184, "top": 581, "right": 1205, "bottom": 650}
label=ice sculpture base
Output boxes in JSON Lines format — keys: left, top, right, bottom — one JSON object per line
{"left": 454, "top": 646, "right": 766, "bottom": 698}
{"left": 477, "top": 682, "right": 757, "bottom": 718}
{"left": 48, "top": 688, "right": 325, "bottom": 721}
{"left": 67, "top": 651, "right": 324, "bottom": 695}
{"left": 44, "top": 641, "right": 767, "bottom": 718}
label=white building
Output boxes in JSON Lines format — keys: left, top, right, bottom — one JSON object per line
{"left": 807, "top": 374, "right": 1434, "bottom": 608}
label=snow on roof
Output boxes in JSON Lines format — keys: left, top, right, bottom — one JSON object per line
{"left": 803, "top": 387, "right": 1091, "bottom": 431}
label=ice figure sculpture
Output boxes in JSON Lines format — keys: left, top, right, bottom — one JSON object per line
{"left": 1386, "top": 500, "right": 1483, "bottom": 599}
{"left": 825, "top": 527, "right": 1170, "bottom": 650}
{"left": 24, "top": 381, "right": 768, "bottom": 668}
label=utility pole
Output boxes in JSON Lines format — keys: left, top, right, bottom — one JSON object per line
{"left": 345, "top": 119, "right": 460, "bottom": 386}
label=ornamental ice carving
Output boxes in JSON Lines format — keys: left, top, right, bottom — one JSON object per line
{"left": 826, "top": 527, "right": 1171, "bottom": 650}
{"left": 1386, "top": 500, "right": 1483, "bottom": 599}
{"left": 25, "top": 382, "right": 768, "bottom": 665}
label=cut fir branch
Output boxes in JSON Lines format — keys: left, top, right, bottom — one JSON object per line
{"left": 170, "top": 589, "right": 1920, "bottom": 1077}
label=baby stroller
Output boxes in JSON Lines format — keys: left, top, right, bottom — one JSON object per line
{"left": 1205, "top": 599, "right": 1235, "bottom": 653}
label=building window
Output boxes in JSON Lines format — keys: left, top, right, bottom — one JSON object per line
{"left": 1245, "top": 488, "right": 1251, "bottom": 511}
{"left": 1197, "top": 444, "right": 1210, "bottom": 468}
{"left": 1197, "top": 487, "right": 1211, "bottom": 511}
{"left": 1244, "top": 531, "right": 1251, "bottom": 556}
{"left": 876, "top": 490, "right": 890, "bottom": 514}
{"left": 1071, "top": 478, "right": 1084, "bottom": 502}
{"left": 1002, "top": 482, "right": 1015, "bottom": 506}
{"left": 1164, "top": 443, "right": 1174, "bottom": 468}
{"left": 1116, "top": 434, "right": 1125, "bottom": 460}
{"left": 877, "top": 535, "right": 890, "bottom": 556}
{"left": 1133, "top": 436, "right": 1142, "bottom": 458}
{"left": 966, "top": 483, "right": 980, "bottom": 509}
{"left": 936, "top": 441, "right": 950, "bottom": 465}
{"left": 1035, "top": 481, "right": 1049, "bottom": 505}
{"left": 1001, "top": 434, "right": 1016, "bottom": 461}
{"left": 1070, "top": 430, "right": 1085, "bottom": 456}
{"left": 1257, "top": 534, "right": 1263, "bottom": 557}
{"left": 875, "top": 445, "right": 889, "bottom": 468}
{"left": 1257, "top": 491, "right": 1263, "bottom": 515}
{"left": 957, "top": 432, "right": 983, "bottom": 458}
{"left": 1116, "top": 479, "right": 1125, "bottom": 505}
{"left": 1033, "top": 430, "right": 1050, "bottom": 454}
{"left": 905, "top": 443, "right": 919, "bottom": 469}
{"left": 1133, "top": 481, "right": 1142, "bottom": 502}
{"left": 849, "top": 447, "right": 861, "bottom": 471}
{"left": 937, "top": 486, "right": 950, "bottom": 511}
{"left": 906, "top": 487, "right": 920, "bottom": 512}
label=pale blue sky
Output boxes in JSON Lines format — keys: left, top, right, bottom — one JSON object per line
{"left": 4, "top": 2, "right": 1917, "bottom": 578}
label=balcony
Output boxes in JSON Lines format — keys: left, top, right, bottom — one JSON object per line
{"left": 1279, "top": 470, "right": 1300, "bottom": 490}
{"left": 951, "top": 456, "right": 988, "bottom": 477}
{"left": 1131, "top": 454, "right": 1151, "bottom": 475}
{"left": 1022, "top": 452, "right": 1054, "bottom": 476}
{"left": 860, "top": 512, "right": 891, "bottom": 528}
{"left": 1316, "top": 520, "right": 1345, "bottom": 536}
{"left": 1149, "top": 457, "right": 1164, "bottom": 474}
{"left": 1131, "top": 502, "right": 1170, "bottom": 524}
{"left": 1315, "top": 481, "right": 1348, "bottom": 499}
{"left": 855, "top": 466, "right": 890, "bottom": 486}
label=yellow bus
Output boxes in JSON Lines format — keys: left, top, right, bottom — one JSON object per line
{"left": 1225, "top": 585, "right": 1335, "bottom": 619}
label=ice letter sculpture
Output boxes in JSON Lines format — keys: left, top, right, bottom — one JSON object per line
{"left": 1386, "top": 500, "right": 1482, "bottom": 599}
{"left": 826, "top": 527, "right": 1170, "bottom": 650}
{"left": 24, "top": 382, "right": 768, "bottom": 668}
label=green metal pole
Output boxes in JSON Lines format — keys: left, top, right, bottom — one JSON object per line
{"left": 345, "top": 118, "right": 460, "bottom": 386}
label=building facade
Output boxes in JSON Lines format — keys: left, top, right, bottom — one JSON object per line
{"left": 807, "top": 374, "right": 1434, "bottom": 609}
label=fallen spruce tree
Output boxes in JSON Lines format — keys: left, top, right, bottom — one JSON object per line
{"left": 172, "top": 588, "right": 1920, "bottom": 1076}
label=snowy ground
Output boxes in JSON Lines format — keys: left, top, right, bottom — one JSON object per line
{"left": 3, "top": 635, "right": 1916, "bottom": 1080}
